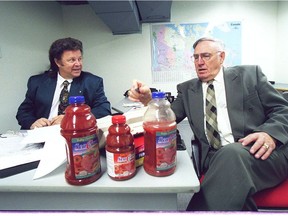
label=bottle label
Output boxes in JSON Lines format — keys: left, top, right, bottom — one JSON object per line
{"left": 106, "top": 151, "right": 136, "bottom": 178}
{"left": 155, "top": 129, "right": 177, "bottom": 171}
{"left": 71, "top": 134, "right": 101, "bottom": 180}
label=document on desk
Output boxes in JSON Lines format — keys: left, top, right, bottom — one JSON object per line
{"left": 124, "top": 106, "right": 147, "bottom": 135}
{"left": 20, "top": 125, "right": 66, "bottom": 180}
{"left": 0, "top": 134, "right": 43, "bottom": 173}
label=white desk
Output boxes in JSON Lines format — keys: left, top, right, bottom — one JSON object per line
{"left": 0, "top": 150, "right": 199, "bottom": 211}
{"left": 272, "top": 82, "right": 288, "bottom": 92}
{"left": 112, "top": 97, "right": 143, "bottom": 114}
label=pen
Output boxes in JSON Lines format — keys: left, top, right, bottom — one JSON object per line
{"left": 135, "top": 88, "right": 140, "bottom": 93}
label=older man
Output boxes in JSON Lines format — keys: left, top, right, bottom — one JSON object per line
{"left": 128, "top": 37, "right": 288, "bottom": 211}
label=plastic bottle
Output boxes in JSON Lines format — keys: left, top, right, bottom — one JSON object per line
{"left": 60, "top": 96, "right": 101, "bottom": 185}
{"left": 143, "top": 91, "right": 177, "bottom": 177}
{"left": 106, "top": 115, "right": 136, "bottom": 180}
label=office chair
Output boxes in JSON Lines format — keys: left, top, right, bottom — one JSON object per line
{"left": 191, "top": 141, "right": 288, "bottom": 210}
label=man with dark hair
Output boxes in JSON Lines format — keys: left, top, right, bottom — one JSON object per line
{"left": 128, "top": 37, "right": 288, "bottom": 211}
{"left": 16, "top": 37, "right": 111, "bottom": 129}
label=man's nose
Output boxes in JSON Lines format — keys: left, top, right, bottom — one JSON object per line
{"left": 74, "top": 59, "right": 82, "bottom": 65}
{"left": 196, "top": 56, "right": 205, "bottom": 64}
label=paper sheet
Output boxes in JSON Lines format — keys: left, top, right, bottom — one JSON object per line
{"left": 20, "top": 125, "right": 66, "bottom": 180}
{"left": 0, "top": 135, "right": 43, "bottom": 170}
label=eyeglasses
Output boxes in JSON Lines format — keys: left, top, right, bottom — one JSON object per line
{"left": 192, "top": 51, "right": 222, "bottom": 62}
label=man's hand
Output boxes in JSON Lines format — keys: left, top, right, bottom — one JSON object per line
{"left": 30, "top": 115, "right": 65, "bottom": 129}
{"left": 128, "top": 80, "right": 152, "bottom": 106}
{"left": 30, "top": 118, "right": 51, "bottom": 129}
{"left": 239, "top": 132, "right": 276, "bottom": 160}
{"left": 50, "top": 115, "right": 65, "bottom": 126}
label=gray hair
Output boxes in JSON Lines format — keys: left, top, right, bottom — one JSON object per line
{"left": 193, "top": 37, "right": 225, "bottom": 51}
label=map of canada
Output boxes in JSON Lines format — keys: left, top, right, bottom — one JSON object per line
{"left": 151, "top": 21, "right": 241, "bottom": 83}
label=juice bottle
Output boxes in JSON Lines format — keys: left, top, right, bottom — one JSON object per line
{"left": 60, "top": 96, "right": 101, "bottom": 185}
{"left": 106, "top": 115, "right": 136, "bottom": 180}
{"left": 143, "top": 91, "right": 177, "bottom": 177}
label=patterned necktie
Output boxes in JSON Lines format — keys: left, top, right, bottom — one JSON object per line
{"left": 205, "top": 80, "right": 221, "bottom": 149}
{"left": 58, "top": 80, "right": 70, "bottom": 115}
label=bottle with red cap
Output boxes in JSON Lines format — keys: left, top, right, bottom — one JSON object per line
{"left": 106, "top": 115, "right": 136, "bottom": 180}
{"left": 61, "top": 96, "right": 101, "bottom": 185}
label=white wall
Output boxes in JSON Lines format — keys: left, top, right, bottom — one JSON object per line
{"left": 0, "top": 1, "right": 64, "bottom": 132}
{"left": 0, "top": 1, "right": 287, "bottom": 132}
{"left": 276, "top": 1, "right": 288, "bottom": 83}
{"left": 62, "top": 1, "right": 282, "bottom": 107}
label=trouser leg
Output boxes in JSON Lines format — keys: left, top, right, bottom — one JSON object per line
{"left": 187, "top": 143, "right": 288, "bottom": 211}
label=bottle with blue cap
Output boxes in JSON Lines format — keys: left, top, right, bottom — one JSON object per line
{"left": 60, "top": 96, "right": 101, "bottom": 185}
{"left": 143, "top": 91, "right": 177, "bottom": 177}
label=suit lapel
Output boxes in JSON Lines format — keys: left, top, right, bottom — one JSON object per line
{"left": 69, "top": 76, "right": 84, "bottom": 96}
{"left": 43, "top": 76, "right": 57, "bottom": 104}
{"left": 224, "top": 67, "right": 245, "bottom": 140}
{"left": 187, "top": 80, "right": 207, "bottom": 142}
{"left": 37, "top": 75, "right": 57, "bottom": 117}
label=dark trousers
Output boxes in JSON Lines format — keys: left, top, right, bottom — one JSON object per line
{"left": 186, "top": 143, "right": 288, "bottom": 211}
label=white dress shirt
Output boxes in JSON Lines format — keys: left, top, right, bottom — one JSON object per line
{"left": 48, "top": 73, "right": 72, "bottom": 120}
{"left": 202, "top": 68, "right": 234, "bottom": 145}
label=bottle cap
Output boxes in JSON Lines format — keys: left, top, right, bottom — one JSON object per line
{"left": 112, "top": 115, "right": 126, "bottom": 124}
{"left": 69, "top": 96, "right": 85, "bottom": 104}
{"left": 152, "top": 91, "right": 165, "bottom": 99}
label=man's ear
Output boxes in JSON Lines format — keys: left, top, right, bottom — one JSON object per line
{"left": 220, "top": 52, "right": 225, "bottom": 64}
{"left": 54, "top": 58, "right": 64, "bottom": 67}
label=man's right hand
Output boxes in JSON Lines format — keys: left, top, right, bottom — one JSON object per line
{"left": 128, "top": 80, "right": 152, "bottom": 106}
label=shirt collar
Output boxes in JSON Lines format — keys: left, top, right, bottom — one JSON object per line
{"left": 207, "top": 67, "right": 224, "bottom": 83}
{"left": 57, "top": 73, "right": 73, "bottom": 85}
{"left": 212, "top": 67, "right": 224, "bottom": 84}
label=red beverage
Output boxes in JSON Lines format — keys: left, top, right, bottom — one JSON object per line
{"left": 61, "top": 96, "right": 101, "bottom": 185}
{"left": 143, "top": 121, "right": 177, "bottom": 176}
{"left": 143, "top": 91, "right": 177, "bottom": 177}
{"left": 106, "top": 115, "right": 136, "bottom": 180}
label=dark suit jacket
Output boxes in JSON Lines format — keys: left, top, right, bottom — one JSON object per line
{"left": 171, "top": 65, "right": 288, "bottom": 172}
{"left": 16, "top": 71, "right": 111, "bottom": 129}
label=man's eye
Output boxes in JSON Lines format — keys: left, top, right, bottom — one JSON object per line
{"left": 202, "top": 53, "right": 211, "bottom": 58}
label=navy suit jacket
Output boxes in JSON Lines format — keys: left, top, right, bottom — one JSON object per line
{"left": 16, "top": 71, "right": 111, "bottom": 129}
{"left": 171, "top": 65, "right": 288, "bottom": 172}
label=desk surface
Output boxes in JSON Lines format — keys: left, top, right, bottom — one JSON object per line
{"left": 0, "top": 151, "right": 199, "bottom": 194}
{"left": 112, "top": 97, "right": 143, "bottom": 114}
{"left": 0, "top": 151, "right": 199, "bottom": 211}
{"left": 272, "top": 82, "right": 288, "bottom": 92}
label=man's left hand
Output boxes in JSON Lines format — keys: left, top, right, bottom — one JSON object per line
{"left": 50, "top": 115, "right": 64, "bottom": 126}
{"left": 239, "top": 132, "right": 276, "bottom": 160}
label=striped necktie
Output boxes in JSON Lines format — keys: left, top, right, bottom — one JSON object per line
{"left": 205, "top": 80, "right": 221, "bottom": 149}
{"left": 58, "top": 80, "right": 70, "bottom": 115}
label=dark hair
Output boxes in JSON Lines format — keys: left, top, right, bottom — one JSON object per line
{"left": 48, "top": 37, "right": 83, "bottom": 73}
{"left": 193, "top": 37, "right": 225, "bottom": 50}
